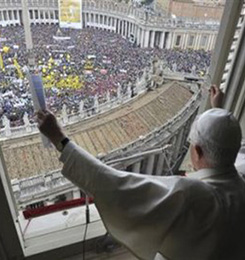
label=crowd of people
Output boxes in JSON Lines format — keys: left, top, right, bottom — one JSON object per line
{"left": 0, "top": 24, "right": 211, "bottom": 127}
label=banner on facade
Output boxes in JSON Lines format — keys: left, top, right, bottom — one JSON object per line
{"left": 59, "top": 0, "right": 82, "bottom": 29}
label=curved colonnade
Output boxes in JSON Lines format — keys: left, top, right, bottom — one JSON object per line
{"left": 0, "top": 0, "right": 218, "bottom": 50}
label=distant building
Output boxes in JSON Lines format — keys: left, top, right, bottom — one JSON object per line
{"left": 157, "top": 0, "right": 225, "bottom": 20}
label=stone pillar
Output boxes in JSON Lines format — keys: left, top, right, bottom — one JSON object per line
{"left": 116, "top": 19, "right": 119, "bottom": 33}
{"left": 73, "top": 189, "right": 81, "bottom": 199}
{"left": 197, "top": 34, "right": 202, "bottom": 50}
{"left": 133, "top": 23, "right": 136, "bottom": 36}
{"left": 109, "top": 16, "right": 112, "bottom": 30}
{"left": 132, "top": 162, "right": 141, "bottom": 173}
{"left": 212, "top": 34, "right": 217, "bottom": 50}
{"left": 53, "top": 10, "right": 56, "bottom": 22}
{"left": 107, "top": 17, "right": 110, "bottom": 30}
{"left": 145, "top": 155, "right": 155, "bottom": 175}
{"left": 89, "top": 13, "right": 92, "bottom": 24}
{"left": 38, "top": 10, "right": 41, "bottom": 22}
{"left": 103, "top": 15, "right": 105, "bottom": 29}
{"left": 156, "top": 154, "right": 165, "bottom": 176}
{"left": 207, "top": 34, "right": 212, "bottom": 51}
{"left": 118, "top": 20, "right": 121, "bottom": 35}
{"left": 120, "top": 20, "right": 123, "bottom": 35}
{"left": 114, "top": 18, "right": 117, "bottom": 32}
{"left": 84, "top": 12, "right": 87, "bottom": 27}
{"left": 140, "top": 29, "right": 145, "bottom": 48}
{"left": 184, "top": 33, "right": 189, "bottom": 49}
{"left": 21, "top": 0, "right": 34, "bottom": 53}
{"left": 3, "top": 116, "right": 11, "bottom": 137}
{"left": 125, "top": 20, "right": 128, "bottom": 38}
{"left": 137, "top": 27, "right": 141, "bottom": 46}
{"left": 150, "top": 31, "right": 155, "bottom": 48}
{"left": 6, "top": 10, "right": 9, "bottom": 23}
{"left": 129, "top": 22, "right": 132, "bottom": 37}
{"left": 194, "top": 34, "right": 198, "bottom": 50}
{"left": 144, "top": 30, "right": 150, "bottom": 48}
{"left": 62, "top": 104, "right": 68, "bottom": 124}
{"left": 181, "top": 34, "right": 186, "bottom": 49}
{"left": 159, "top": 31, "right": 165, "bottom": 49}
{"left": 12, "top": 10, "right": 15, "bottom": 22}
{"left": 122, "top": 20, "right": 125, "bottom": 36}
{"left": 210, "top": 34, "right": 216, "bottom": 50}
{"left": 166, "top": 32, "right": 173, "bottom": 49}
{"left": 89, "top": 13, "right": 92, "bottom": 26}
{"left": 48, "top": 10, "right": 52, "bottom": 24}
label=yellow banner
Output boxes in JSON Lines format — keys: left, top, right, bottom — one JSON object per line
{"left": 0, "top": 53, "right": 4, "bottom": 71}
{"left": 13, "top": 59, "right": 24, "bottom": 79}
{"left": 59, "top": 0, "right": 82, "bottom": 29}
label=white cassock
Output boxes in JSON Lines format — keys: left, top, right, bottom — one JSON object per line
{"left": 60, "top": 142, "right": 245, "bottom": 260}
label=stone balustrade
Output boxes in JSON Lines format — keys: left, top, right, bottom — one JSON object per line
{"left": 11, "top": 80, "right": 201, "bottom": 208}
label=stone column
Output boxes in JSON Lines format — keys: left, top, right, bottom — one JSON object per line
{"left": 125, "top": 20, "right": 128, "bottom": 37}
{"left": 212, "top": 34, "right": 217, "bottom": 50}
{"left": 73, "top": 190, "right": 81, "bottom": 199}
{"left": 53, "top": 10, "right": 56, "bottom": 22}
{"left": 21, "top": 0, "right": 34, "bottom": 52}
{"left": 120, "top": 20, "right": 123, "bottom": 35}
{"left": 114, "top": 18, "right": 117, "bottom": 32}
{"left": 156, "top": 154, "right": 165, "bottom": 176}
{"left": 129, "top": 22, "right": 132, "bottom": 37}
{"left": 193, "top": 34, "right": 198, "bottom": 50}
{"left": 122, "top": 20, "right": 125, "bottom": 36}
{"left": 133, "top": 23, "right": 136, "bottom": 36}
{"left": 12, "top": 10, "right": 15, "bottom": 22}
{"left": 89, "top": 13, "right": 91, "bottom": 27}
{"left": 166, "top": 32, "right": 173, "bottom": 49}
{"left": 184, "top": 33, "right": 189, "bottom": 49}
{"left": 84, "top": 12, "right": 87, "bottom": 27}
{"left": 119, "top": 20, "right": 122, "bottom": 35}
{"left": 150, "top": 31, "right": 155, "bottom": 48}
{"left": 197, "top": 33, "right": 203, "bottom": 50}
{"left": 145, "top": 155, "right": 155, "bottom": 175}
{"left": 140, "top": 29, "right": 145, "bottom": 48}
{"left": 116, "top": 19, "right": 119, "bottom": 33}
{"left": 110, "top": 17, "right": 113, "bottom": 31}
{"left": 38, "top": 10, "right": 41, "bottom": 22}
{"left": 48, "top": 10, "right": 52, "bottom": 24}
{"left": 144, "top": 30, "right": 150, "bottom": 48}
{"left": 103, "top": 15, "right": 105, "bottom": 29}
{"left": 181, "top": 34, "right": 186, "bottom": 49}
{"left": 159, "top": 31, "right": 165, "bottom": 49}
{"left": 210, "top": 34, "right": 216, "bottom": 50}
{"left": 207, "top": 34, "right": 212, "bottom": 51}
{"left": 18, "top": 9, "right": 21, "bottom": 24}
{"left": 6, "top": 10, "right": 9, "bottom": 23}
{"left": 132, "top": 162, "right": 141, "bottom": 173}
{"left": 137, "top": 27, "right": 141, "bottom": 46}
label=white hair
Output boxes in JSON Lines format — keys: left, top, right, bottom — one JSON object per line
{"left": 189, "top": 112, "right": 241, "bottom": 168}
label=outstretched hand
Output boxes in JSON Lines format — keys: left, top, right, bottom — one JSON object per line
{"left": 209, "top": 85, "right": 224, "bottom": 108}
{"left": 37, "top": 110, "right": 66, "bottom": 147}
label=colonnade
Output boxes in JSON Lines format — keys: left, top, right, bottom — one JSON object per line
{"left": 0, "top": 0, "right": 219, "bottom": 51}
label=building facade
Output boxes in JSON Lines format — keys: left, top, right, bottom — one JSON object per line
{"left": 0, "top": 0, "right": 219, "bottom": 51}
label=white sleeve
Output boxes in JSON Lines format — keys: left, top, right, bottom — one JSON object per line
{"left": 60, "top": 142, "right": 188, "bottom": 260}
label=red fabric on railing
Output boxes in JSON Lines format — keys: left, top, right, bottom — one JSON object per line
{"left": 23, "top": 197, "right": 94, "bottom": 219}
